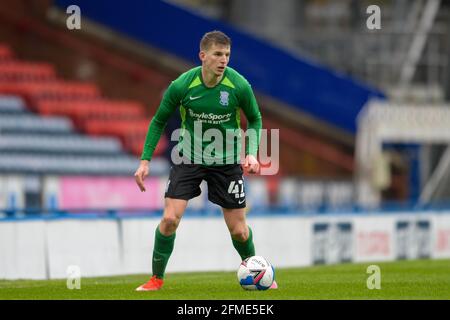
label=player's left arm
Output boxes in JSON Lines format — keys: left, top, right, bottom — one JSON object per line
{"left": 239, "top": 82, "right": 262, "bottom": 174}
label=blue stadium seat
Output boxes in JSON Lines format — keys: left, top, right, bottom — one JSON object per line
{"left": 0, "top": 114, "right": 74, "bottom": 134}
{"left": 0, "top": 95, "right": 26, "bottom": 113}
{"left": 0, "top": 153, "right": 168, "bottom": 175}
{"left": 0, "top": 133, "right": 123, "bottom": 155}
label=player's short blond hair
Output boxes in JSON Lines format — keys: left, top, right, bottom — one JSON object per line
{"left": 200, "top": 30, "right": 231, "bottom": 51}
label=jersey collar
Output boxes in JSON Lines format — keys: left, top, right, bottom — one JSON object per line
{"left": 199, "top": 67, "right": 228, "bottom": 89}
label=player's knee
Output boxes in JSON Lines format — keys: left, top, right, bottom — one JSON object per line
{"left": 230, "top": 227, "right": 248, "bottom": 242}
{"left": 161, "top": 215, "right": 180, "bottom": 231}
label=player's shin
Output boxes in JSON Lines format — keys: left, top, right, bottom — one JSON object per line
{"left": 152, "top": 225, "right": 176, "bottom": 279}
{"left": 231, "top": 226, "right": 255, "bottom": 260}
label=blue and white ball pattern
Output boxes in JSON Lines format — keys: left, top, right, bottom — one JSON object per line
{"left": 237, "top": 256, "right": 275, "bottom": 290}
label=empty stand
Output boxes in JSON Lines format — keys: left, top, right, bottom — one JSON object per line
{"left": 0, "top": 94, "right": 168, "bottom": 175}
{"left": 0, "top": 81, "right": 101, "bottom": 100}
{"left": 0, "top": 153, "right": 141, "bottom": 175}
{"left": 35, "top": 100, "right": 146, "bottom": 123}
{"left": 0, "top": 114, "right": 74, "bottom": 134}
{"left": 0, "top": 95, "right": 27, "bottom": 113}
{"left": 0, "top": 62, "right": 56, "bottom": 81}
{"left": 0, "top": 133, "right": 123, "bottom": 155}
{"left": 0, "top": 43, "right": 168, "bottom": 158}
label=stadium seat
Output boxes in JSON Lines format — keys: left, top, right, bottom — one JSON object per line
{"left": 0, "top": 133, "right": 123, "bottom": 155}
{"left": 277, "top": 178, "right": 299, "bottom": 208}
{"left": 298, "top": 181, "right": 325, "bottom": 210}
{"left": 0, "top": 153, "right": 169, "bottom": 176}
{"left": 246, "top": 178, "right": 270, "bottom": 209}
{"left": 0, "top": 45, "right": 170, "bottom": 160}
{"left": 0, "top": 93, "right": 170, "bottom": 175}
{"left": 0, "top": 44, "right": 13, "bottom": 60}
{"left": 82, "top": 118, "right": 167, "bottom": 156}
{"left": 0, "top": 44, "right": 171, "bottom": 173}
{"left": 0, "top": 95, "right": 27, "bottom": 113}
{"left": 0, "top": 61, "right": 56, "bottom": 81}
{"left": 35, "top": 100, "right": 146, "bottom": 127}
{"left": 324, "top": 181, "right": 354, "bottom": 209}
{"left": 82, "top": 118, "right": 148, "bottom": 138}
{"left": 0, "top": 114, "right": 74, "bottom": 134}
{"left": 0, "top": 81, "right": 101, "bottom": 101}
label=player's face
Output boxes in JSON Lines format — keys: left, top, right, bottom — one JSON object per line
{"left": 200, "top": 43, "right": 230, "bottom": 76}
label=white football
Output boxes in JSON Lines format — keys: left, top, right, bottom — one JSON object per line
{"left": 237, "top": 255, "right": 275, "bottom": 290}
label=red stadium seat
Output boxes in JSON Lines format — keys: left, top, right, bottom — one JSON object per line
{"left": 0, "top": 44, "right": 13, "bottom": 60}
{"left": 83, "top": 118, "right": 149, "bottom": 135}
{"left": 82, "top": 118, "right": 162, "bottom": 156}
{"left": 34, "top": 100, "right": 146, "bottom": 127}
{"left": 0, "top": 61, "right": 56, "bottom": 81}
{"left": 0, "top": 81, "right": 101, "bottom": 101}
{"left": 0, "top": 44, "right": 167, "bottom": 158}
{"left": 127, "top": 134, "right": 168, "bottom": 157}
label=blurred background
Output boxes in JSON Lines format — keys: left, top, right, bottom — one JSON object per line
{"left": 1, "top": 0, "right": 450, "bottom": 279}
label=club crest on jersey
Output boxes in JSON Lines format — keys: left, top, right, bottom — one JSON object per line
{"left": 219, "top": 91, "right": 229, "bottom": 106}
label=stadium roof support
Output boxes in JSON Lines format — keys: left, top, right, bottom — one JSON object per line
{"left": 419, "top": 146, "right": 450, "bottom": 203}
{"left": 399, "top": 0, "right": 441, "bottom": 86}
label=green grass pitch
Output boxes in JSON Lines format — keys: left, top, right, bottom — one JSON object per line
{"left": 1, "top": 259, "right": 449, "bottom": 300}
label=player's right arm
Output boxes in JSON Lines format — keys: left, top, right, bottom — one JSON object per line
{"left": 135, "top": 81, "right": 182, "bottom": 192}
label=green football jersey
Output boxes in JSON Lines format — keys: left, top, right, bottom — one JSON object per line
{"left": 141, "top": 66, "right": 262, "bottom": 165}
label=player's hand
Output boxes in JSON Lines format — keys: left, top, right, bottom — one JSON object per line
{"left": 243, "top": 154, "right": 260, "bottom": 174}
{"left": 134, "top": 160, "right": 149, "bottom": 192}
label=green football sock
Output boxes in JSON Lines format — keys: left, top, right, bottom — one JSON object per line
{"left": 232, "top": 226, "right": 255, "bottom": 260}
{"left": 152, "top": 225, "right": 176, "bottom": 279}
